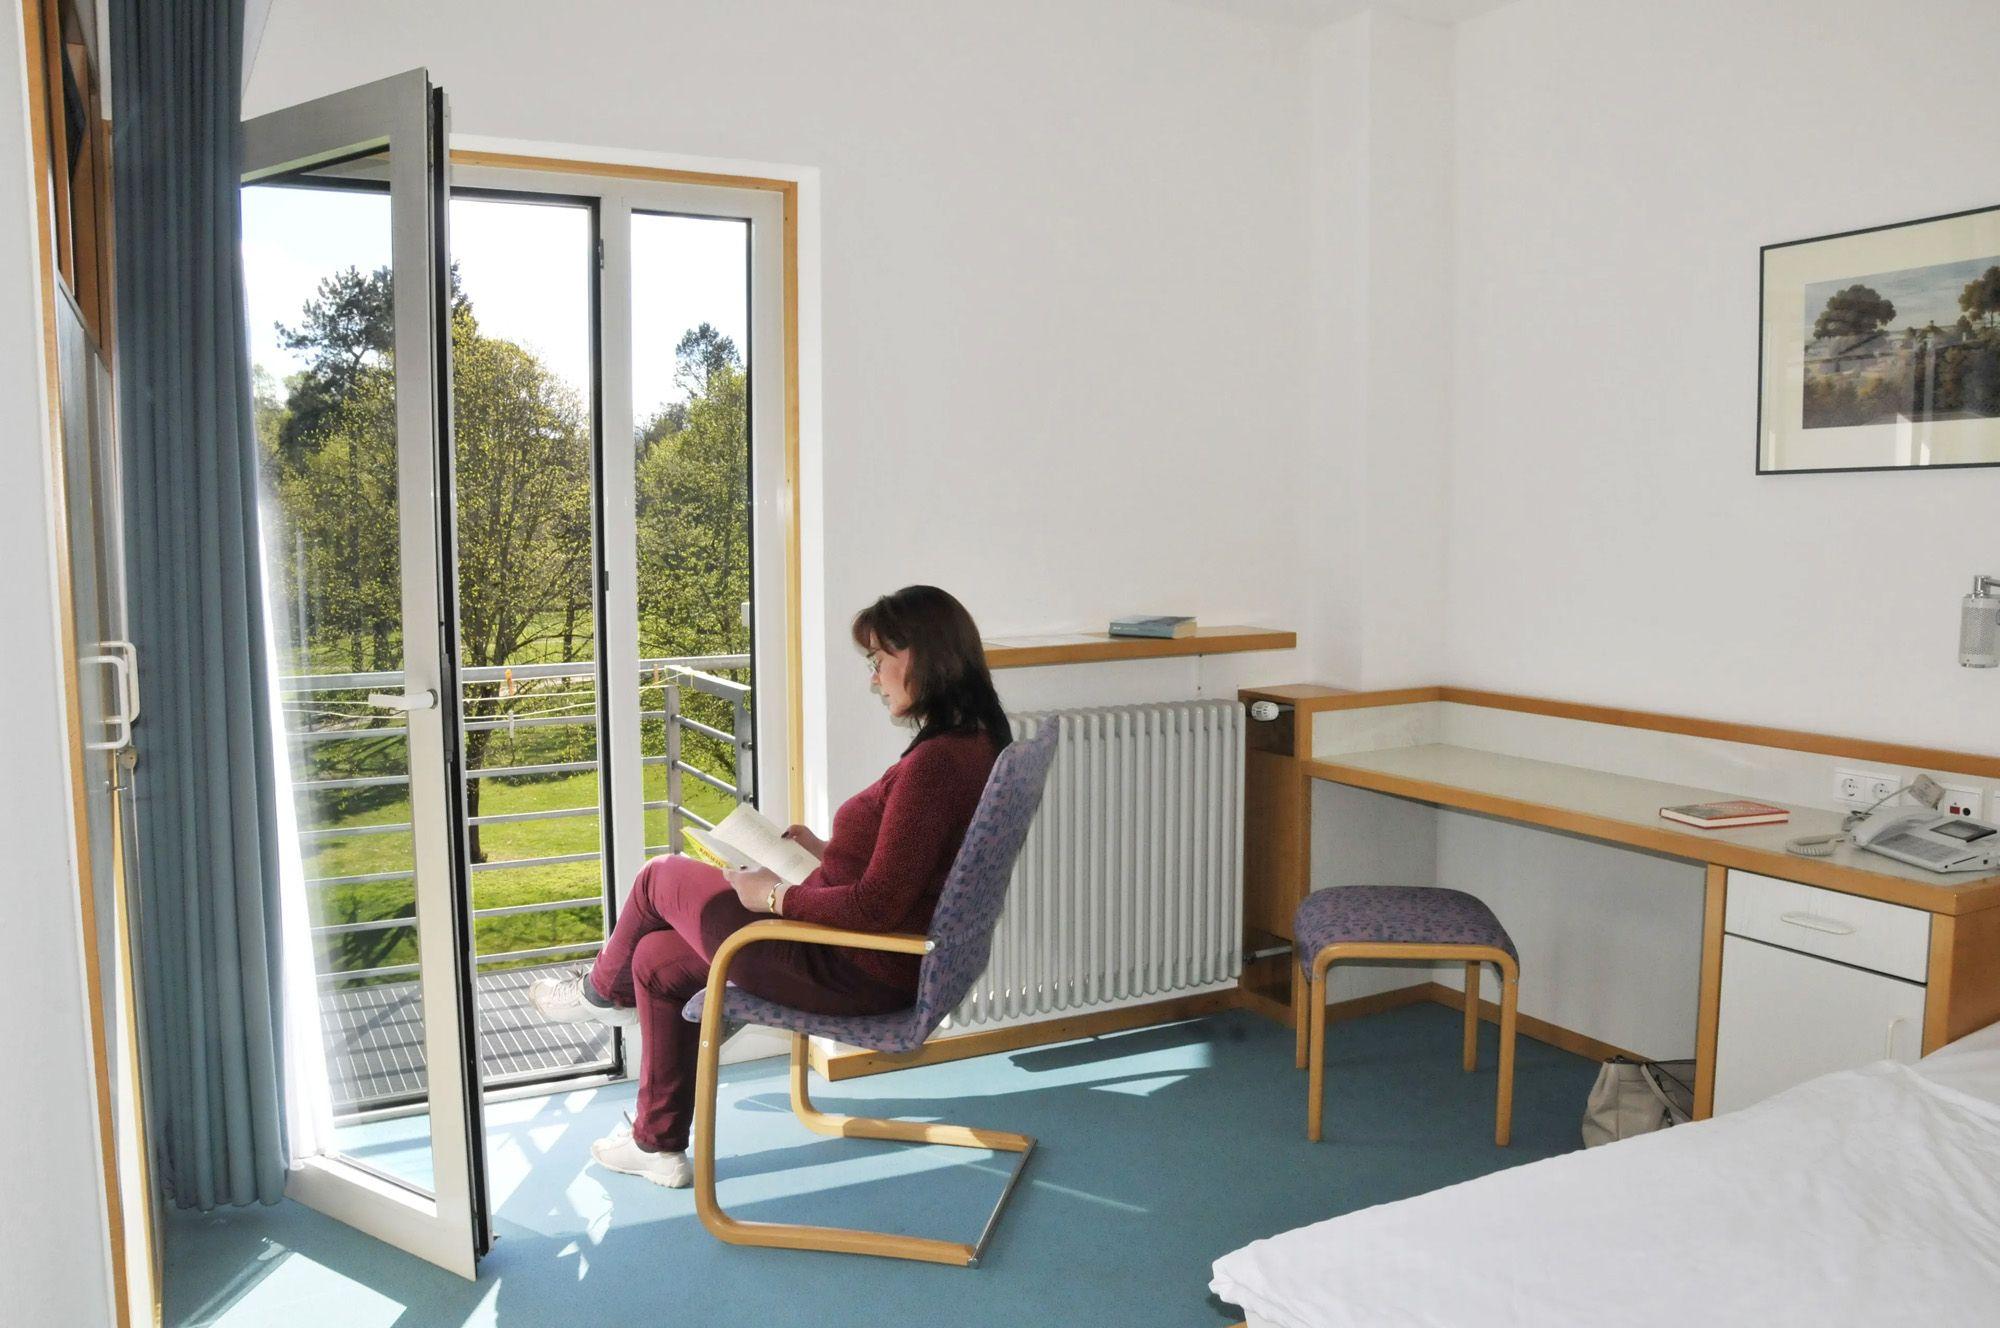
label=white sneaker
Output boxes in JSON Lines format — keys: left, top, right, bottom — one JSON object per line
{"left": 590, "top": 1122, "right": 692, "bottom": 1189}
{"left": 528, "top": 969, "right": 639, "bottom": 1029}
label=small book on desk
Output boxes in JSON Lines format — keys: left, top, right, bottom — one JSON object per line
{"left": 683, "top": 805, "right": 821, "bottom": 885}
{"left": 1109, "top": 615, "right": 1196, "bottom": 639}
{"left": 1658, "top": 800, "right": 1790, "bottom": 829}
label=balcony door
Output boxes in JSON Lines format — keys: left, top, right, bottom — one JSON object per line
{"left": 242, "top": 69, "right": 487, "bottom": 1277}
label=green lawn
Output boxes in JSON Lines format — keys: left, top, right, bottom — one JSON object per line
{"left": 311, "top": 763, "right": 741, "bottom": 984}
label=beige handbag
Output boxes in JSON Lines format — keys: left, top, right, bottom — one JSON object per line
{"left": 1581, "top": 1057, "right": 1694, "bottom": 1147}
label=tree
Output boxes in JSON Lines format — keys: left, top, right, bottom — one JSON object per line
{"left": 1812, "top": 284, "right": 1896, "bottom": 339}
{"left": 267, "top": 266, "right": 594, "bottom": 860}
{"left": 674, "top": 322, "right": 738, "bottom": 397}
{"left": 1960, "top": 265, "right": 2000, "bottom": 329}
{"left": 449, "top": 302, "right": 596, "bottom": 859}
{"left": 273, "top": 265, "right": 394, "bottom": 467}
{"left": 635, "top": 326, "right": 752, "bottom": 786}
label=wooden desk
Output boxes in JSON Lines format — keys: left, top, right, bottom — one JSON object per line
{"left": 1311, "top": 744, "right": 2000, "bottom": 915}
{"left": 1240, "top": 685, "right": 2000, "bottom": 1120}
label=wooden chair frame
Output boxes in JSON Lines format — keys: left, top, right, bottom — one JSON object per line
{"left": 690, "top": 919, "right": 1036, "bottom": 1267}
{"left": 1294, "top": 941, "right": 1520, "bottom": 1146}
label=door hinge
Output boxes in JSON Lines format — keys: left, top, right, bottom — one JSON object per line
{"left": 596, "top": 237, "right": 605, "bottom": 271}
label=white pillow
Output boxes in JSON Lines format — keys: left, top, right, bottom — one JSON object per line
{"left": 1914, "top": 1018, "right": 2000, "bottom": 1108}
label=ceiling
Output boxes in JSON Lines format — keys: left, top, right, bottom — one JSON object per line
{"left": 1165, "top": 0, "right": 1515, "bottom": 24}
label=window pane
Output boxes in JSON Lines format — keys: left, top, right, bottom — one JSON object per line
{"left": 631, "top": 213, "right": 756, "bottom": 851}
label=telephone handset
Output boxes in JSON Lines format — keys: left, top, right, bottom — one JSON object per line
{"left": 1850, "top": 808, "right": 2000, "bottom": 873}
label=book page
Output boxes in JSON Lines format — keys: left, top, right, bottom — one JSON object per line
{"left": 686, "top": 804, "right": 821, "bottom": 885}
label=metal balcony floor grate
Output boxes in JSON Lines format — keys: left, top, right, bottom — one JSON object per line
{"left": 318, "top": 962, "right": 615, "bottom": 1114}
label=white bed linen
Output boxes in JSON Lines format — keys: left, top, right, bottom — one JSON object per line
{"left": 1212, "top": 1055, "right": 2000, "bottom": 1327}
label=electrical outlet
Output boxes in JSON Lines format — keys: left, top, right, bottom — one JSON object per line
{"left": 1833, "top": 767, "right": 1904, "bottom": 807}
{"left": 1938, "top": 783, "right": 1985, "bottom": 819}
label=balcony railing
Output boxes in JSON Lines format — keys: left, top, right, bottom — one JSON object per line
{"left": 280, "top": 654, "right": 751, "bottom": 1106}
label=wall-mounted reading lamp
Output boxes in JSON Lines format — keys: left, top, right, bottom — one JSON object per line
{"left": 1964, "top": 575, "right": 2000, "bottom": 668}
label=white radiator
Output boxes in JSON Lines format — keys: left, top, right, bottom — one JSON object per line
{"left": 949, "top": 700, "right": 1245, "bottom": 1031}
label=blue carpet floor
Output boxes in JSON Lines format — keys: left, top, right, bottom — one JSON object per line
{"left": 163, "top": 1005, "right": 1600, "bottom": 1327}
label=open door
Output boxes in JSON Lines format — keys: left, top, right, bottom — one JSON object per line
{"left": 241, "top": 68, "right": 488, "bottom": 1277}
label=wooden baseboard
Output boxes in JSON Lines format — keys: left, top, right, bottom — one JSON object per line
{"left": 1233, "top": 984, "right": 1294, "bottom": 1025}
{"left": 809, "top": 989, "right": 1239, "bottom": 1081}
{"left": 1316, "top": 980, "right": 1438, "bottom": 1025}
{"left": 1422, "top": 982, "right": 1643, "bottom": 1064}
{"left": 808, "top": 978, "right": 1636, "bottom": 1082}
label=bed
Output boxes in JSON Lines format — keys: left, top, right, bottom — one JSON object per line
{"left": 1211, "top": 1023, "right": 2000, "bottom": 1327}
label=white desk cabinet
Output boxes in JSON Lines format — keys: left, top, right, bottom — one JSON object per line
{"left": 1712, "top": 932, "right": 1926, "bottom": 1115}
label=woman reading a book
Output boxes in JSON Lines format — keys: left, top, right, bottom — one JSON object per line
{"left": 530, "top": 585, "right": 1010, "bottom": 1187}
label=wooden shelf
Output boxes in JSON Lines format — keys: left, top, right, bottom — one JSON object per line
{"left": 982, "top": 625, "right": 1296, "bottom": 670}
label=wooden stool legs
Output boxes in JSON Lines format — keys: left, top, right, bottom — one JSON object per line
{"left": 1293, "top": 962, "right": 1309, "bottom": 1070}
{"left": 1306, "top": 966, "right": 1329, "bottom": 1142}
{"left": 1301, "top": 944, "right": 1518, "bottom": 1147}
{"left": 1495, "top": 964, "right": 1518, "bottom": 1147}
{"left": 1462, "top": 961, "right": 1481, "bottom": 1071}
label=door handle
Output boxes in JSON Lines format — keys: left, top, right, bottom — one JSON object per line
{"left": 102, "top": 639, "right": 139, "bottom": 721}
{"left": 367, "top": 689, "right": 439, "bottom": 712}
{"left": 1778, "top": 911, "right": 1856, "bottom": 936}
{"left": 1886, "top": 1016, "right": 1909, "bottom": 1061}
{"left": 82, "top": 653, "right": 134, "bottom": 751}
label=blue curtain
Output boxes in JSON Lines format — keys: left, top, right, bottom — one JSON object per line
{"left": 111, "top": 0, "right": 289, "bottom": 1208}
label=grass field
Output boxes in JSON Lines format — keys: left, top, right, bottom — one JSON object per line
{"left": 309, "top": 761, "right": 741, "bottom": 983}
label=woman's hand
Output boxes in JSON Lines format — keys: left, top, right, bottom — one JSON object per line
{"left": 724, "top": 865, "right": 781, "bottom": 913}
{"left": 781, "top": 824, "right": 828, "bottom": 858}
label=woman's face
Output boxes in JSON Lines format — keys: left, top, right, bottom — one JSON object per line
{"left": 866, "top": 637, "right": 915, "bottom": 719}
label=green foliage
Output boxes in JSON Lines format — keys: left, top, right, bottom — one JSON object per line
{"left": 1960, "top": 265, "right": 2000, "bottom": 328}
{"left": 1812, "top": 283, "right": 1897, "bottom": 339}
{"left": 262, "top": 269, "right": 754, "bottom": 986}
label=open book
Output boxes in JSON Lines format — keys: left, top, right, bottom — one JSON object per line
{"left": 683, "top": 804, "right": 822, "bottom": 885}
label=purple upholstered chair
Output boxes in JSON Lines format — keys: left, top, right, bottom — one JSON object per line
{"left": 1292, "top": 885, "right": 1521, "bottom": 1147}
{"left": 683, "top": 719, "right": 1059, "bottom": 1267}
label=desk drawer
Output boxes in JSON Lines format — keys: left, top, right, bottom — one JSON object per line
{"left": 1724, "top": 870, "right": 1929, "bottom": 983}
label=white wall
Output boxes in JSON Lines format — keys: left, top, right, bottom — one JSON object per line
{"left": 0, "top": 10, "right": 116, "bottom": 1325}
{"left": 1295, "top": 1, "right": 2000, "bottom": 1055}
{"left": 1303, "top": 9, "right": 1454, "bottom": 687}
{"left": 245, "top": 0, "right": 1320, "bottom": 809}
{"left": 1448, "top": 0, "right": 2000, "bottom": 751}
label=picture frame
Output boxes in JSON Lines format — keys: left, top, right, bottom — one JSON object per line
{"left": 1757, "top": 202, "right": 2000, "bottom": 475}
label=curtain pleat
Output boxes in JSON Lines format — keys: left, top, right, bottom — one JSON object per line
{"left": 111, "top": 0, "right": 289, "bottom": 1209}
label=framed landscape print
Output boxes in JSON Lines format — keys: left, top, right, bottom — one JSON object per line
{"left": 1758, "top": 202, "right": 2000, "bottom": 474}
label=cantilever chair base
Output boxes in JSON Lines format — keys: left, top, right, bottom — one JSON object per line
{"left": 689, "top": 922, "right": 1037, "bottom": 1267}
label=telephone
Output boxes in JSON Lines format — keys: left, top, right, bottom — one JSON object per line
{"left": 1850, "top": 808, "right": 2000, "bottom": 874}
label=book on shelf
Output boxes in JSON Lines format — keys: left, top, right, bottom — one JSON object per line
{"left": 1658, "top": 800, "right": 1790, "bottom": 829}
{"left": 1108, "top": 615, "right": 1196, "bottom": 639}
{"left": 682, "top": 804, "right": 821, "bottom": 885}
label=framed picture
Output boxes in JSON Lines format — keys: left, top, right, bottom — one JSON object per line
{"left": 1758, "top": 202, "right": 2000, "bottom": 474}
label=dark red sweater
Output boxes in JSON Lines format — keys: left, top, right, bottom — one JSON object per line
{"left": 781, "top": 728, "right": 1000, "bottom": 987}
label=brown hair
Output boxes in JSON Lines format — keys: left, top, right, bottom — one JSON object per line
{"left": 851, "top": 586, "right": 1012, "bottom": 752}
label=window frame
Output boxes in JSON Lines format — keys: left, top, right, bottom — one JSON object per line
{"left": 447, "top": 155, "right": 798, "bottom": 917}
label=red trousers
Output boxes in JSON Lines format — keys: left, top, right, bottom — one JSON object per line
{"left": 588, "top": 854, "right": 913, "bottom": 1152}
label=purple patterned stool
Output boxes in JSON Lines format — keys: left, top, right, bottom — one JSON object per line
{"left": 1292, "top": 885, "right": 1521, "bottom": 1146}
{"left": 682, "top": 719, "right": 1059, "bottom": 1267}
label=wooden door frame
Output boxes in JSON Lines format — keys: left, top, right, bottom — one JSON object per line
{"left": 17, "top": 0, "right": 129, "bottom": 1321}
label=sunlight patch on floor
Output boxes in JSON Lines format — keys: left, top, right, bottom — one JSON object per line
{"left": 1090, "top": 1072, "right": 1188, "bottom": 1097}
{"left": 212, "top": 1250, "right": 405, "bottom": 1328}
